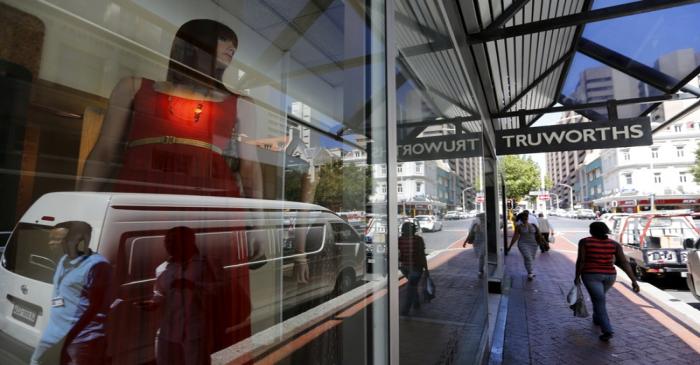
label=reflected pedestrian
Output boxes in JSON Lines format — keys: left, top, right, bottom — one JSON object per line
{"left": 575, "top": 222, "right": 640, "bottom": 342}
{"left": 138, "top": 226, "right": 220, "bottom": 365}
{"left": 463, "top": 213, "right": 485, "bottom": 277}
{"left": 398, "top": 221, "right": 428, "bottom": 316}
{"left": 31, "top": 221, "right": 112, "bottom": 365}
{"left": 507, "top": 212, "right": 542, "bottom": 281}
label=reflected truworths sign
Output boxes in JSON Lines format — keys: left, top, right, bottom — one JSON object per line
{"left": 397, "top": 133, "right": 482, "bottom": 162}
{"left": 494, "top": 118, "right": 652, "bottom": 155}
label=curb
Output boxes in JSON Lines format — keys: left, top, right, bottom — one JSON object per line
{"left": 614, "top": 266, "right": 700, "bottom": 335}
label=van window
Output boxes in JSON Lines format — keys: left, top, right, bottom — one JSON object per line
{"left": 1, "top": 223, "right": 63, "bottom": 284}
{"left": 330, "top": 223, "right": 361, "bottom": 243}
{"left": 124, "top": 228, "right": 275, "bottom": 283}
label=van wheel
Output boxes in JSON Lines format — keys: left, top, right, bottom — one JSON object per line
{"left": 335, "top": 269, "right": 356, "bottom": 295}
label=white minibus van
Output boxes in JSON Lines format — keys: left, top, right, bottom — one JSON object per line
{"left": 0, "top": 192, "right": 365, "bottom": 364}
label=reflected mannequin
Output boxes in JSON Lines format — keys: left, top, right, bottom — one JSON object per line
{"left": 79, "top": 19, "right": 263, "bottom": 199}
{"left": 508, "top": 212, "right": 542, "bottom": 281}
{"left": 31, "top": 221, "right": 111, "bottom": 365}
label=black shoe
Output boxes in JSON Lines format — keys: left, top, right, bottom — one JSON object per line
{"left": 599, "top": 332, "right": 613, "bottom": 342}
{"left": 593, "top": 319, "right": 601, "bottom": 326}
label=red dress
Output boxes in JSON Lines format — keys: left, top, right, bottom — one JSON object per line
{"left": 114, "top": 79, "right": 241, "bottom": 196}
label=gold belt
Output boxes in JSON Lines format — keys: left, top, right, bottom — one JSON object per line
{"left": 127, "top": 136, "right": 223, "bottom": 155}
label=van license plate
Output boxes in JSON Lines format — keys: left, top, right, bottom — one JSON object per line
{"left": 12, "top": 303, "right": 38, "bottom": 326}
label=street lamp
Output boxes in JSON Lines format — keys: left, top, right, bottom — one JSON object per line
{"left": 550, "top": 193, "right": 560, "bottom": 210}
{"left": 557, "top": 183, "right": 574, "bottom": 212}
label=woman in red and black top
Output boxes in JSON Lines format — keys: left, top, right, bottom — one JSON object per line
{"left": 398, "top": 222, "right": 428, "bottom": 316}
{"left": 575, "top": 222, "right": 640, "bottom": 342}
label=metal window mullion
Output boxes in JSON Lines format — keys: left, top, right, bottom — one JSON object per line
{"left": 386, "top": 2, "right": 399, "bottom": 365}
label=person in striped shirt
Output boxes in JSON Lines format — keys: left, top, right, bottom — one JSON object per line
{"left": 575, "top": 222, "right": 640, "bottom": 342}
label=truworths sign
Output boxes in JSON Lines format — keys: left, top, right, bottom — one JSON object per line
{"left": 398, "top": 133, "right": 482, "bottom": 162}
{"left": 494, "top": 118, "right": 652, "bottom": 155}
{"left": 397, "top": 117, "right": 652, "bottom": 161}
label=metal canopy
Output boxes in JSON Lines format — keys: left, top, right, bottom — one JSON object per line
{"left": 397, "top": 0, "right": 700, "bottom": 138}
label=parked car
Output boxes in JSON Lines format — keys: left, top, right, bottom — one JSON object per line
{"left": 414, "top": 215, "right": 442, "bottom": 232}
{"left": 576, "top": 209, "right": 596, "bottom": 220}
{"left": 615, "top": 213, "right": 699, "bottom": 280}
{"left": 444, "top": 211, "right": 460, "bottom": 220}
{"left": 687, "top": 239, "right": 700, "bottom": 301}
{"left": 0, "top": 192, "right": 366, "bottom": 364}
{"left": 598, "top": 213, "right": 630, "bottom": 237}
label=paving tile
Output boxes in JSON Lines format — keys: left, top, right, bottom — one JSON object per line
{"left": 501, "top": 239, "right": 700, "bottom": 365}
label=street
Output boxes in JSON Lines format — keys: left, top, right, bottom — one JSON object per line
{"left": 420, "top": 218, "right": 472, "bottom": 252}
{"left": 548, "top": 216, "right": 700, "bottom": 311}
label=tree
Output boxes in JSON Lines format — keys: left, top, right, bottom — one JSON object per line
{"left": 692, "top": 142, "right": 700, "bottom": 183}
{"left": 313, "top": 160, "right": 371, "bottom": 211}
{"left": 501, "top": 155, "right": 541, "bottom": 202}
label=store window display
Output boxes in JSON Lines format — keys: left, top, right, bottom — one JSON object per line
{"left": 79, "top": 19, "right": 263, "bottom": 199}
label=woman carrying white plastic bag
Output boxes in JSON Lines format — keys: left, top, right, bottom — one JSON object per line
{"left": 575, "top": 222, "right": 640, "bottom": 342}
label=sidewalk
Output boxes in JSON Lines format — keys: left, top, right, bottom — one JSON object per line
{"left": 502, "top": 236, "right": 700, "bottom": 365}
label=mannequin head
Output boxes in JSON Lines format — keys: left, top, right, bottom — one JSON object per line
{"left": 167, "top": 19, "right": 238, "bottom": 90}
{"left": 51, "top": 221, "right": 92, "bottom": 259}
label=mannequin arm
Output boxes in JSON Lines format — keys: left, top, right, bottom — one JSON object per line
{"left": 78, "top": 77, "right": 140, "bottom": 191}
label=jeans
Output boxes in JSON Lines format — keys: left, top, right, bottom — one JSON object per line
{"left": 400, "top": 267, "right": 423, "bottom": 314}
{"left": 582, "top": 273, "right": 616, "bottom": 334}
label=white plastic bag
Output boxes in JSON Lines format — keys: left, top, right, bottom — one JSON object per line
{"left": 566, "top": 284, "right": 578, "bottom": 306}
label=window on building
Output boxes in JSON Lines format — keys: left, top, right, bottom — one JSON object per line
{"left": 676, "top": 145, "right": 685, "bottom": 157}
{"left": 654, "top": 173, "right": 661, "bottom": 183}
{"left": 680, "top": 172, "right": 688, "bottom": 183}
{"left": 623, "top": 173, "right": 632, "bottom": 185}
{"left": 674, "top": 124, "right": 682, "bottom": 132}
{"left": 651, "top": 147, "right": 659, "bottom": 159}
{"left": 397, "top": 163, "right": 403, "bottom": 174}
{"left": 416, "top": 182, "right": 422, "bottom": 192}
{"left": 398, "top": 183, "right": 403, "bottom": 193}
{"left": 381, "top": 185, "right": 387, "bottom": 194}
{"left": 415, "top": 162, "right": 423, "bottom": 173}
{"left": 381, "top": 165, "right": 387, "bottom": 175}
{"left": 354, "top": 151, "right": 361, "bottom": 157}
{"left": 621, "top": 149, "right": 630, "bottom": 161}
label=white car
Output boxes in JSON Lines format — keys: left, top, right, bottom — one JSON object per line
{"left": 686, "top": 239, "right": 700, "bottom": 301}
{"left": 444, "top": 211, "right": 460, "bottom": 220}
{"left": 414, "top": 215, "right": 442, "bottom": 232}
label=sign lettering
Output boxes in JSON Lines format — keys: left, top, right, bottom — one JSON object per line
{"left": 398, "top": 133, "right": 482, "bottom": 162}
{"left": 495, "top": 118, "right": 652, "bottom": 155}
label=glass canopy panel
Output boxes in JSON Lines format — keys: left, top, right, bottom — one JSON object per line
{"left": 591, "top": 0, "right": 639, "bottom": 11}
{"left": 560, "top": 53, "right": 664, "bottom": 120}
{"left": 583, "top": 2, "right": 700, "bottom": 82}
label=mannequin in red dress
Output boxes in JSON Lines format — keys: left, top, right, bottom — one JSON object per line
{"left": 79, "top": 20, "right": 264, "bottom": 363}
{"left": 80, "top": 19, "right": 262, "bottom": 198}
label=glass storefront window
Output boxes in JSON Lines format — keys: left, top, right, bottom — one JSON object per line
{"left": 0, "top": 0, "right": 388, "bottom": 364}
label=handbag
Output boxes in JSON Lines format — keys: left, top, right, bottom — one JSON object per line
{"left": 423, "top": 272, "right": 436, "bottom": 303}
{"left": 569, "top": 283, "right": 589, "bottom": 318}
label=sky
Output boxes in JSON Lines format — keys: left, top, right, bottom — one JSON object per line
{"left": 527, "top": 110, "right": 563, "bottom": 180}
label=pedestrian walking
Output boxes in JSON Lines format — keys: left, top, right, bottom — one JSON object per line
{"left": 507, "top": 212, "right": 543, "bottom": 280}
{"left": 398, "top": 221, "right": 428, "bottom": 316}
{"left": 537, "top": 213, "right": 554, "bottom": 252}
{"left": 463, "top": 213, "right": 485, "bottom": 277}
{"left": 575, "top": 222, "right": 640, "bottom": 342}
{"left": 31, "top": 221, "right": 112, "bottom": 365}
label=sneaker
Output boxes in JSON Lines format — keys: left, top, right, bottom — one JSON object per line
{"left": 599, "top": 332, "right": 613, "bottom": 342}
{"left": 527, "top": 273, "right": 535, "bottom": 281}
